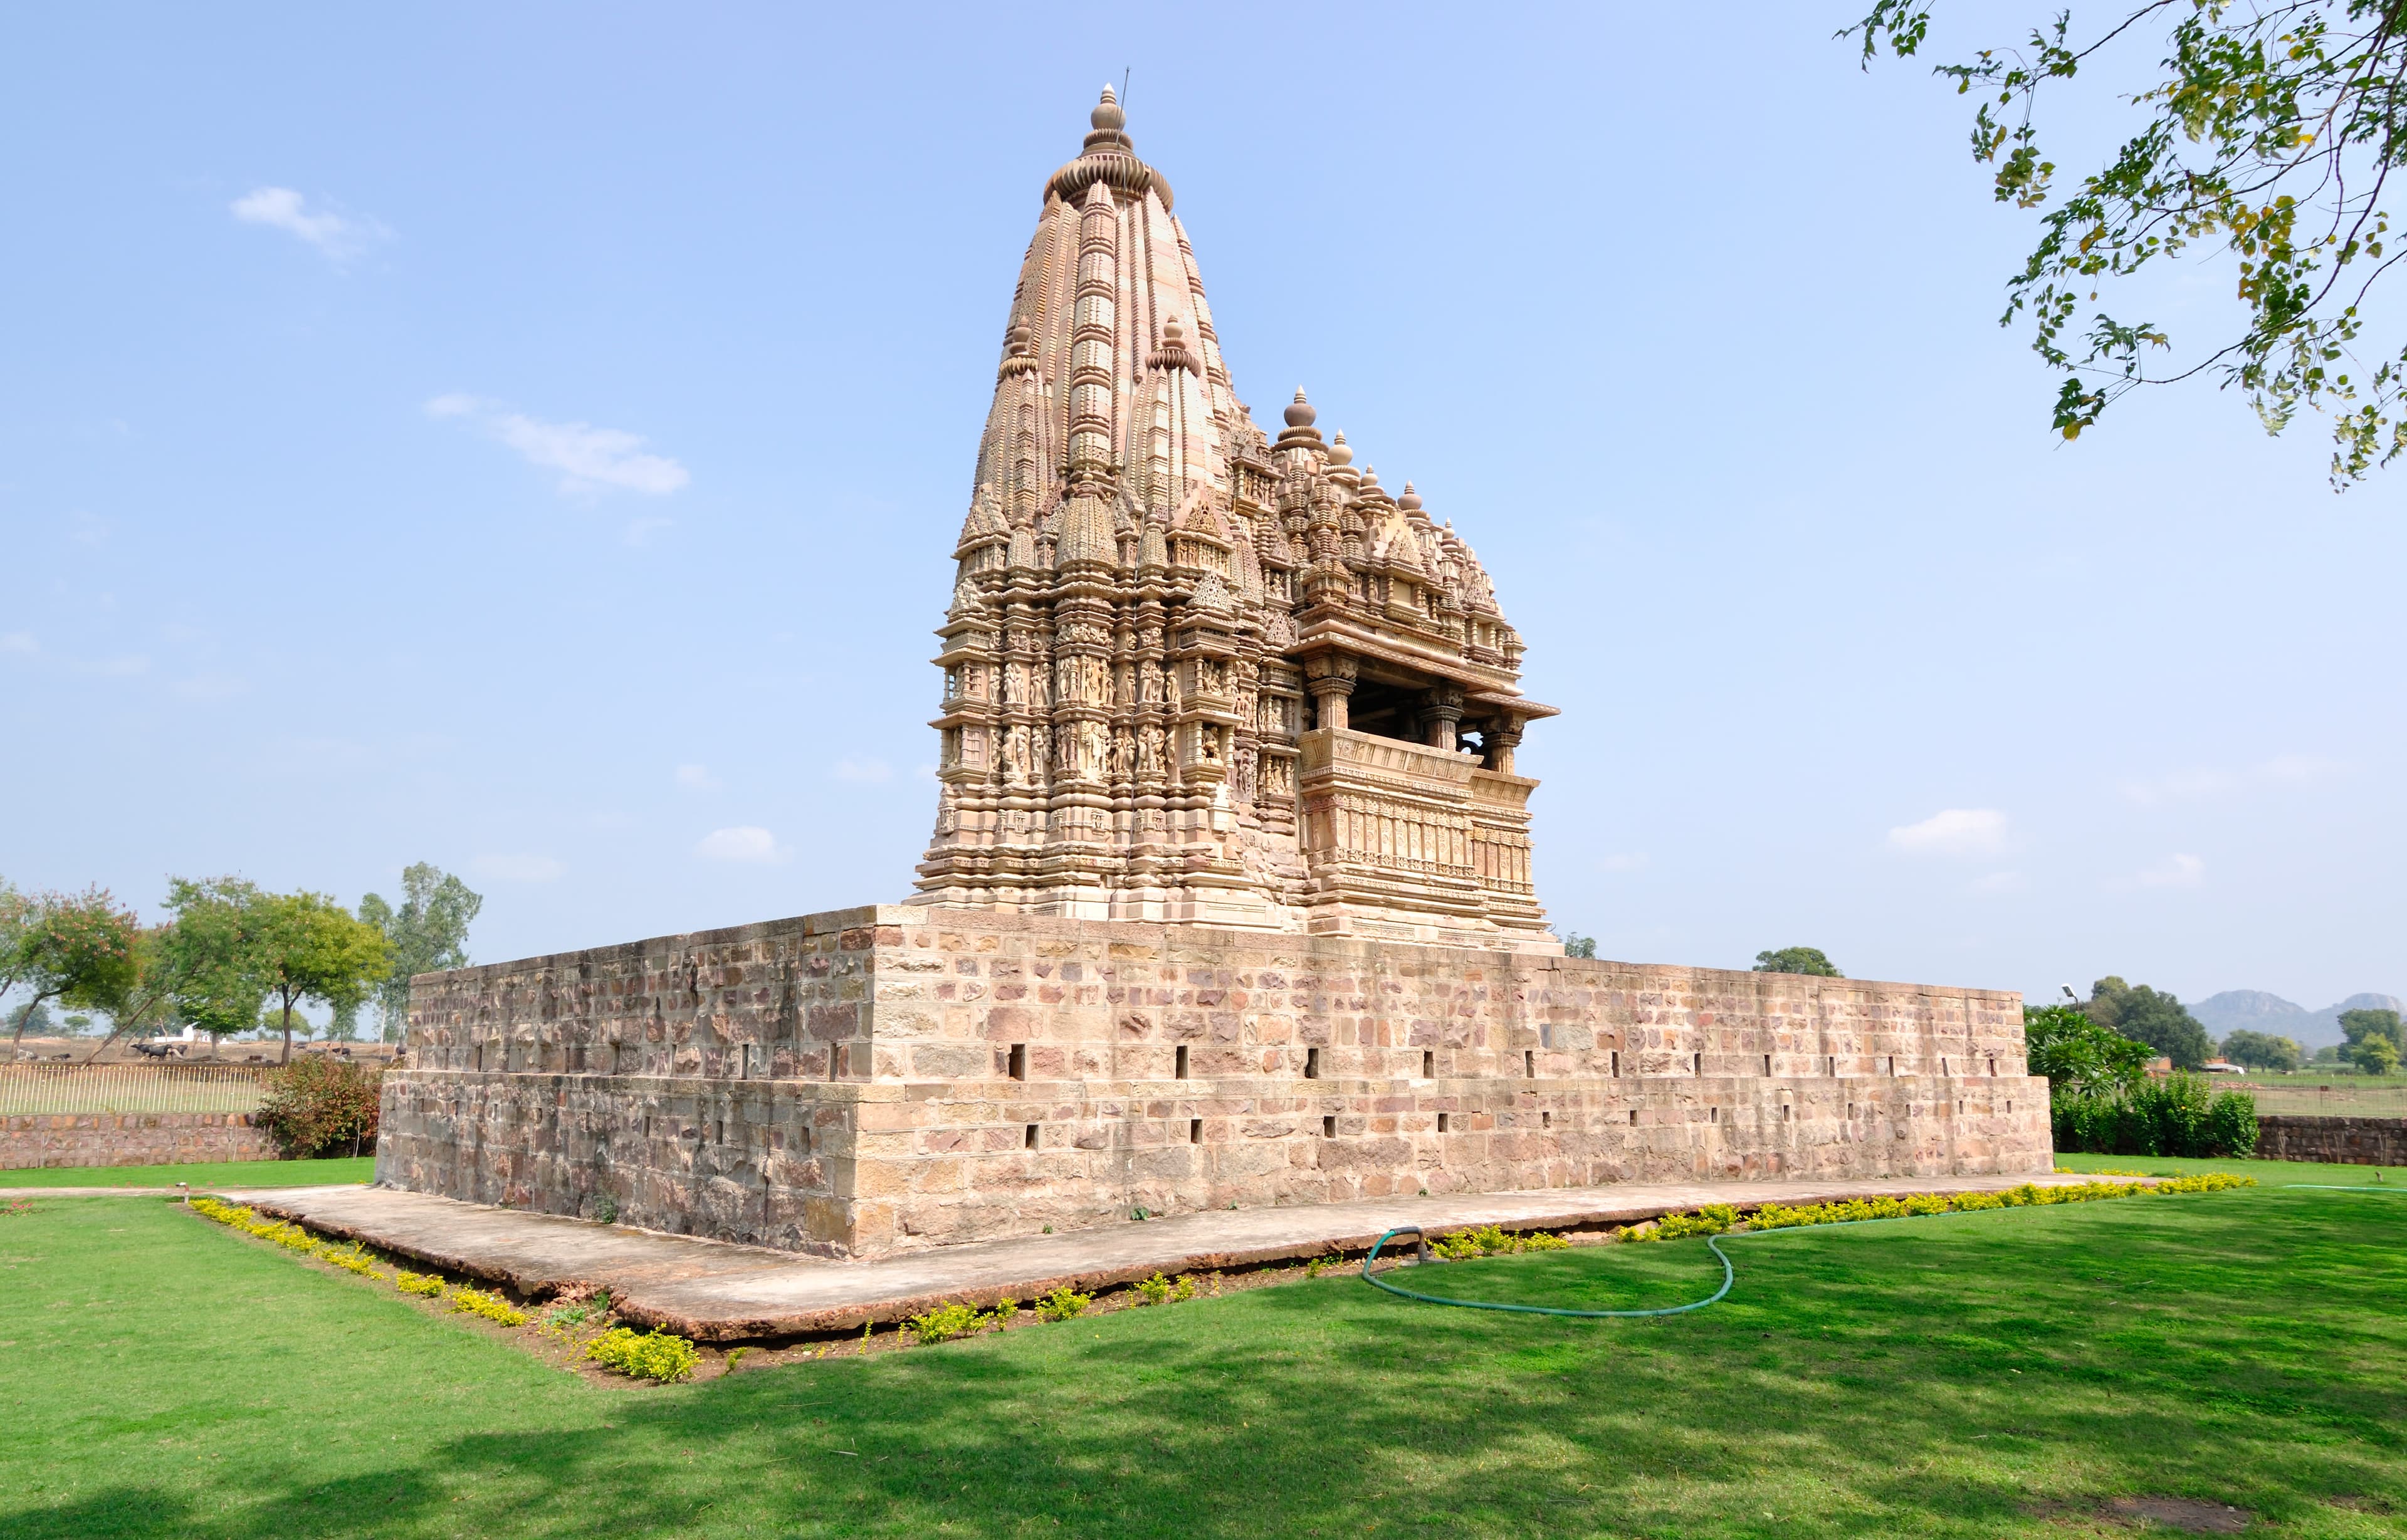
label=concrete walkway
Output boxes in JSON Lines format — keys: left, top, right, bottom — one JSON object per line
{"left": 226, "top": 1170, "right": 2112, "bottom": 1340}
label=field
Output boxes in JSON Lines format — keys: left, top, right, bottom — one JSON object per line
{"left": 2243, "top": 1076, "right": 2407, "bottom": 1117}
{"left": 3, "top": 1156, "right": 2401, "bottom": 1539}
{"left": 0, "top": 1156, "right": 374, "bottom": 1189}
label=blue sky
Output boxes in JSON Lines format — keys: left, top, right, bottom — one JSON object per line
{"left": 3, "top": 4, "right": 2398, "bottom": 1011}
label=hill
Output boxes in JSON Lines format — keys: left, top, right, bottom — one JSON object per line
{"left": 2191, "top": 990, "right": 2404, "bottom": 1050}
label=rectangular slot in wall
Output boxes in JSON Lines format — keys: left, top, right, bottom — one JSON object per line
{"left": 1886, "top": 1055, "right": 1896, "bottom": 1076}
{"left": 1304, "top": 1047, "right": 1321, "bottom": 1079}
{"left": 827, "top": 1044, "right": 842, "bottom": 1081}
{"left": 1524, "top": 1049, "right": 1535, "bottom": 1077}
{"left": 1024, "top": 1123, "right": 1038, "bottom": 1149}
{"left": 1008, "top": 1042, "right": 1027, "bottom": 1081}
{"left": 1322, "top": 1114, "right": 1336, "bottom": 1138}
{"left": 1628, "top": 1108, "right": 1638, "bottom": 1124}
{"left": 798, "top": 1125, "right": 813, "bottom": 1156}
{"left": 1541, "top": 1110, "right": 1553, "bottom": 1128}
{"left": 1190, "top": 1117, "right": 1203, "bottom": 1144}
{"left": 1693, "top": 1052, "right": 1702, "bottom": 1075}
{"left": 1781, "top": 1103, "right": 1791, "bottom": 1121}
{"left": 1422, "top": 1049, "right": 1434, "bottom": 1078}
{"left": 1437, "top": 1112, "right": 1450, "bottom": 1133}
{"left": 1175, "top": 1044, "right": 1189, "bottom": 1080}
{"left": 1710, "top": 1106, "right": 1719, "bottom": 1123}
{"left": 1827, "top": 1054, "right": 1836, "bottom": 1076}
{"left": 1988, "top": 1056, "right": 1997, "bottom": 1076}
{"left": 1610, "top": 1049, "right": 1620, "bottom": 1078}
{"left": 1763, "top": 1053, "right": 1773, "bottom": 1076}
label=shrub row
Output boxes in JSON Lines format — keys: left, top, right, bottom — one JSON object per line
{"left": 2052, "top": 1073, "right": 2258, "bottom": 1158}
{"left": 1431, "top": 1223, "right": 1572, "bottom": 1260}
{"left": 1622, "top": 1173, "right": 2256, "bottom": 1240}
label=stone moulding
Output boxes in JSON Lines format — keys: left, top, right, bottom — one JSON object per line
{"left": 377, "top": 903, "right": 2054, "bottom": 1260}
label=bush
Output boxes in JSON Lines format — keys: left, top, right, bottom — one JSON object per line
{"left": 1432, "top": 1223, "right": 1573, "bottom": 1259}
{"left": 584, "top": 1326, "right": 700, "bottom": 1383}
{"left": 2052, "top": 1074, "right": 2257, "bottom": 1157}
{"left": 255, "top": 1057, "right": 383, "bottom": 1158}
{"left": 905, "top": 1302, "right": 984, "bottom": 1343}
{"left": 1032, "top": 1286, "right": 1091, "bottom": 1322}
{"left": 448, "top": 1287, "right": 529, "bottom": 1327}
{"left": 396, "top": 1270, "right": 445, "bottom": 1297}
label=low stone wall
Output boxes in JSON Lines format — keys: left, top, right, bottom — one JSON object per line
{"left": 2255, "top": 1114, "right": 2407, "bottom": 1166}
{"left": 0, "top": 1112, "right": 277, "bottom": 1170}
{"left": 379, "top": 904, "right": 2053, "bottom": 1258}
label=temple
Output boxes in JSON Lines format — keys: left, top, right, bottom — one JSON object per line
{"left": 911, "top": 86, "right": 1556, "bottom": 949}
{"left": 372, "top": 91, "right": 2055, "bottom": 1260}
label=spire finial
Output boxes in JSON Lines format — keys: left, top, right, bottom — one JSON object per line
{"left": 1327, "top": 429, "right": 1353, "bottom": 468}
{"left": 1399, "top": 480, "right": 1424, "bottom": 513}
{"left": 1093, "top": 84, "right": 1125, "bottom": 134}
{"left": 1284, "top": 389, "right": 1316, "bottom": 429}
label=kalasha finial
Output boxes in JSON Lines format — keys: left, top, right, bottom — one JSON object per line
{"left": 1360, "top": 464, "right": 1381, "bottom": 490}
{"left": 999, "top": 320, "right": 1037, "bottom": 377}
{"left": 1398, "top": 481, "right": 1424, "bottom": 513}
{"left": 1093, "top": 84, "right": 1125, "bottom": 134}
{"left": 1147, "top": 316, "right": 1200, "bottom": 375}
{"left": 1327, "top": 430, "right": 1354, "bottom": 468}
{"left": 1284, "top": 389, "right": 1316, "bottom": 429}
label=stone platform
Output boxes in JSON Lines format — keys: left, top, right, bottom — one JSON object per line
{"left": 236, "top": 1170, "right": 2107, "bottom": 1340}
{"left": 376, "top": 904, "right": 2053, "bottom": 1261}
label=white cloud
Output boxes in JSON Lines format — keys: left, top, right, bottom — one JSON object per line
{"left": 830, "top": 757, "right": 893, "bottom": 784}
{"left": 674, "top": 763, "right": 720, "bottom": 791}
{"left": 2138, "top": 853, "right": 2206, "bottom": 889}
{"left": 1599, "top": 852, "right": 1649, "bottom": 872}
{"left": 696, "top": 826, "right": 789, "bottom": 864}
{"left": 230, "top": 186, "right": 387, "bottom": 261}
{"left": 424, "top": 395, "right": 688, "bottom": 496}
{"left": 471, "top": 853, "right": 565, "bottom": 883}
{"left": 1887, "top": 807, "right": 2010, "bottom": 857}
{"left": 2120, "top": 754, "right": 2352, "bottom": 805}
{"left": 0, "top": 632, "right": 34, "bottom": 655}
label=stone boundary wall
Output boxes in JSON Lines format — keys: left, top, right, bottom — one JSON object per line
{"left": 2254, "top": 1114, "right": 2407, "bottom": 1166}
{"left": 379, "top": 904, "right": 2053, "bottom": 1258}
{"left": 0, "top": 1112, "right": 275, "bottom": 1170}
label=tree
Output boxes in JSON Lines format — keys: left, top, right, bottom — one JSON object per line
{"left": 9, "top": 887, "right": 140, "bottom": 1044}
{"left": 2082, "top": 975, "right": 2215, "bottom": 1069}
{"left": 1850, "top": 2, "right": 2407, "bottom": 485}
{"left": 1754, "top": 946, "right": 1843, "bottom": 977}
{"left": 159, "top": 877, "right": 271, "bottom": 1043}
{"left": 1555, "top": 930, "right": 1598, "bottom": 960}
{"left": 357, "top": 863, "right": 482, "bottom": 1042}
{"left": 2024, "top": 1002, "right": 2154, "bottom": 1096}
{"left": 249, "top": 891, "right": 392, "bottom": 1065}
{"left": 2340, "top": 1006, "right": 2406, "bottom": 1074}
{"left": 2220, "top": 1027, "right": 2305, "bottom": 1072}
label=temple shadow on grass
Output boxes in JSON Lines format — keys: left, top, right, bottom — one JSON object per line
{"left": 8, "top": 1190, "right": 2404, "bottom": 1539}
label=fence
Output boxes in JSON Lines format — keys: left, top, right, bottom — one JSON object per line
{"left": 0, "top": 1063, "right": 271, "bottom": 1118}
{"left": 2243, "top": 1081, "right": 2407, "bottom": 1118}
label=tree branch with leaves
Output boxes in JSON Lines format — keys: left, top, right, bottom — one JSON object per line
{"left": 1851, "top": 0, "right": 2407, "bottom": 485}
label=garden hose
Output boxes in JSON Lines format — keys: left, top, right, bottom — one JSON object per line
{"left": 1361, "top": 1180, "right": 2400, "bottom": 1321}
{"left": 1359, "top": 1223, "right": 1737, "bottom": 1319}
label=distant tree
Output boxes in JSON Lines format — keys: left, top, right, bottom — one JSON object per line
{"left": 2083, "top": 976, "right": 2215, "bottom": 1071}
{"left": 160, "top": 878, "right": 271, "bottom": 1043}
{"left": 249, "top": 891, "right": 392, "bottom": 1065}
{"left": 8, "top": 887, "right": 141, "bottom": 1044}
{"left": 1554, "top": 930, "right": 1598, "bottom": 960}
{"left": 2340, "top": 1007, "right": 2406, "bottom": 1075}
{"left": 1754, "top": 946, "right": 1843, "bottom": 978}
{"left": 6, "top": 1002, "right": 51, "bottom": 1038}
{"left": 2220, "top": 1028, "right": 2304, "bottom": 1072}
{"left": 2023, "top": 1002, "right": 2153, "bottom": 1098}
{"left": 2311, "top": 1042, "right": 2343, "bottom": 1066}
{"left": 357, "top": 864, "right": 482, "bottom": 1042}
{"left": 0, "top": 877, "right": 35, "bottom": 1008}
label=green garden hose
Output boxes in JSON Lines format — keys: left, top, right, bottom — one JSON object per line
{"left": 1359, "top": 1223, "right": 1737, "bottom": 1319}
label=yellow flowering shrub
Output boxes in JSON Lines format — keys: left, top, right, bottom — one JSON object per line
{"left": 584, "top": 1326, "right": 700, "bottom": 1383}
{"left": 448, "top": 1287, "right": 530, "bottom": 1327}
{"left": 396, "top": 1271, "right": 446, "bottom": 1297}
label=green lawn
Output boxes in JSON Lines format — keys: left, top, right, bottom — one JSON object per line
{"left": 3, "top": 1160, "right": 2403, "bottom": 1539}
{"left": 0, "top": 1156, "right": 373, "bottom": 1189}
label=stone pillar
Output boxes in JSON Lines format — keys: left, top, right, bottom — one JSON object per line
{"left": 1420, "top": 684, "right": 1465, "bottom": 752}
{"left": 1487, "top": 721, "right": 1523, "bottom": 775}
{"left": 1305, "top": 654, "right": 1358, "bottom": 733}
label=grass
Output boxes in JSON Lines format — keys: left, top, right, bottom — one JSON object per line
{"left": 2, "top": 1158, "right": 2402, "bottom": 1539}
{"left": 0, "top": 1156, "right": 373, "bottom": 1189}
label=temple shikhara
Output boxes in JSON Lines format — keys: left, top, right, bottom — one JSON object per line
{"left": 374, "top": 92, "right": 2053, "bottom": 1260}
{"left": 913, "top": 86, "right": 1553, "bottom": 946}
